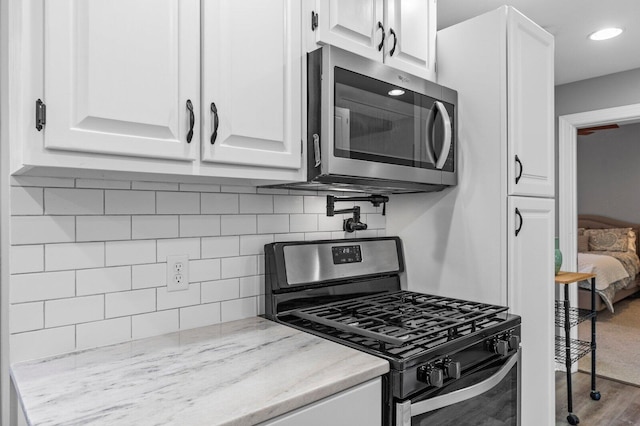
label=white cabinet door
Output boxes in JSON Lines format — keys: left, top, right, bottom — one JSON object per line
{"left": 383, "top": 0, "right": 436, "bottom": 81}
{"left": 260, "top": 378, "right": 381, "bottom": 426}
{"left": 201, "top": 0, "right": 301, "bottom": 170}
{"left": 507, "top": 9, "right": 554, "bottom": 198}
{"left": 314, "top": 0, "right": 384, "bottom": 61}
{"left": 507, "top": 196, "right": 554, "bottom": 426}
{"left": 44, "top": 0, "right": 199, "bottom": 161}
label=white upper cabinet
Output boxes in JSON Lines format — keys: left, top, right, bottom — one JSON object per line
{"left": 507, "top": 10, "right": 555, "bottom": 198}
{"left": 314, "top": 0, "right": 384, "bottom": 61}
{"left": 310, "top": 0, "right": 436, "bottom": 80}
{"left": 383, "top": 0, "right": 436, "bottom": 81}
{"left": 44, "top": 0, "right": 199, "bottom": 161}
{"left": 201, "top": 0, "right": 302, "bottom": 170}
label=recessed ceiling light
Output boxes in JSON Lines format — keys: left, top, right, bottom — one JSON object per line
{"left": 589, "top": 27, "right": 623, "bottom": 41}
{"left": 388, "top": 89, "right": 405, "bottom": 96}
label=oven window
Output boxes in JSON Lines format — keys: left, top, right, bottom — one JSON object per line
{"left": 333, "top": 67, "right": 438, "bottom": 170}
{"left": 411, "top": 359, "right": 518, "bottom": 426}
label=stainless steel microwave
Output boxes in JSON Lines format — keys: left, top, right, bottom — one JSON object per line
{"left": 276, "top": 45, "right": 457, "bottom": 194}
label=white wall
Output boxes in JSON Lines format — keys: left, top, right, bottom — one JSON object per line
{"left": 8, "top": 177, "right": 386, "bottom": 363}
{"left": 577, "top": 122, "right": 640, "bottom": 222}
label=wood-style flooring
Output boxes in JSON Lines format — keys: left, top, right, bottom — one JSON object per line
{"left": 556, "top": 371, "right": 640, "bottom": 425}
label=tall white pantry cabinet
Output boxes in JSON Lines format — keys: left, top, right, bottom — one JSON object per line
{"left": 387, "top": 7, "right": 555, "bottom": 426}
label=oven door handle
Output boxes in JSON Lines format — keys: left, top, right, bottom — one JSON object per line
{"left": 396, "top": 348, "right": 520, "bottom": 426}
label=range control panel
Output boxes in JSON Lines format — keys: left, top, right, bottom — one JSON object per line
{"left": 332, "top": 245, "right": 362, "bottom": 264}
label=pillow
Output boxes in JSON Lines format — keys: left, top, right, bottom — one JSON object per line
{"left": 577, "top": 234, "right": 589, "bottom": 252}
{"left": 629, "top": 230, "right": 637, "bottom": 253}
{"left": 585, "top": 228, "right": 631, "bottom": 252}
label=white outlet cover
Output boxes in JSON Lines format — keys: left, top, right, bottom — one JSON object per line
{"left": 167, "top": 255, "right": 189, "bottom": 292}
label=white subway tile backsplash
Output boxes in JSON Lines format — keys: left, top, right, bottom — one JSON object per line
{"left": 11, "top": 326, "right": 76, "bottom": 363}
{"left": 45, "top": 242, "right": 104, "bottom": 271}
{"left": 9, "top": 179, "right": 387, "bottom": 360}
{"left": 132, "top": 263, "right": 166, "bottom": 289}
{"left": 156, "top": 283, "right": 201, "bottom": 310}
{"left": 45, "top": 295, "right": 104, "bottom": 327}
{"left": 179, "top": 183, "right": 221, "bottom": 193}
{"left": 77, "top": 266, "right": 131, "bottom": 295}
{"left": 105, "top": 289, "right": 156, "bottom": 318}
{"left": 11, "top": 216, "right": 75, "bottom": 245}
{"left": 220, "top": 215, "right": 256, "bottom": 235}
{"left": 290, "top": 214, "right": 318, "bottom": 233}
{"left": 239, "top": 276, "right": 262, "bottom": 298}
{"left": 303, "top": 196, "right": 326, "bottom": 214}
{"left": 132, "top": 215, "right": 178, "bottom": 240}
{"left": 77, "top": 317, "right": 131, "bottom": 350}
{"left": 156, "top": 191, "right": 200, "bottom": 214}
{"left": 105, "top": 190, "right": 155, "bottom": 214}
{"left": 10, "top": 303, "right": 44, "bottom": 333}
{"left": 318, "top": 215, "right": 344, "bottom": 232}
{"left": 77, "top": 216, "right": 131, "bottom": 242}
{"left": 257, "top": 214, "right": 289, "bottom": 234}
{"left": 11, "top": 271, "right": 75, "bottom": 303}
{"left": 11, "top": 187, "right": 43, "bottom": 215}
{"left": 11, "top": 176, "right": 75, "bottom": 188}
{"left": 45, "top": 188, "right": 104, "bottom": 215}
{"left": 179, "top": 303, "right": 221, "bottom": 330}
{"left": 201, "top": 236, "right": 240, "bottom": 259}
{"left": 221, "top": 185, "right": 256, "bottom": 194}
{"left": 365, "top": 214, "right": 386, "bottom": 230}
{"left": 132, "top": 181, "right": 179, "bottom": 191}
{"left": 132, "top": 310, "right": 179, "bottom": 340}
{"left": 76, "top": 179, "right": 130, "bottom": 190}
{"left": 201, "top": 193, "right": 239, "bottom": 214}
{"left": 189, "top": 258, "right": 221, "bottom": 283}
{"left": 239, "top": 194, "right": 273, "bottom": 214}
{"left": 201, "top": 279, "right": 239, "bottom": 303}
{"left": 106, "top": 240, "right": 156, "bottom": 266}
{"left": 156, "top": 238, "right": 200, "bottom": 262}
{"left": 239, "top": 235, "right": 273, "bottom": 256}
{"left": 221, "top": 297, "right": 257, "bottom": 323}
{"left": 179, "top": 215, "right": 220, "bottom": 238}
{"left": 273, "top": 195, "right": 303, "bottom": 214}
{"left": 221, "top": 256, "right": 257, "bottom": 279}
{"left": 304, "top": 232, "right": 332, "bottom": 241}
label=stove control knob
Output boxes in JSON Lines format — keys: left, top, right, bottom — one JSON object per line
{"left": 509, "top": 335, "right": 520, "bottom": 350}
{"left": 428, "top": 368, "right": 444, "bottom": 388}
{"left": 444, "top": 360, "right": 461, "bottom": 379}
{"left": 494, "top": 340, "right": 509, "bottom": 356}
{"left": 417, "top": 365, "right": 444, "bottom": 388}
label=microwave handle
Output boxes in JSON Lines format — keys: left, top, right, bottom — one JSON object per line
{"left": 434, "top": 101, "right": 452, "bottom": 170}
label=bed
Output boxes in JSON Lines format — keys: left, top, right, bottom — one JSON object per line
{"left": 577, "top": 215, "right": 640, "bottom": 312}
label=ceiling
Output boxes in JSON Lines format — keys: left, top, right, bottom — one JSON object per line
{"left": 437, "top": 0, "right": 640, "bottom": 85}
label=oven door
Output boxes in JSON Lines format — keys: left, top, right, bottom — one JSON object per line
{"left": 395, "top": 349, "right": 521, "bottom": 426}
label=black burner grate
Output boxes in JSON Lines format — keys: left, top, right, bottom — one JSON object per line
{"left": 287, "top": 290, "right": 509, "bottom": 355}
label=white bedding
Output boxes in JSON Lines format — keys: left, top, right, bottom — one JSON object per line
{"left": 578, "top": 252, "right": 629, "bottom": 290}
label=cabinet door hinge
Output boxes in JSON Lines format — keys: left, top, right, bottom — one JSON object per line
{"left": 35, "top": 99, "right": 46, "bottom": 131}
{"left": 311, "top": 11, "right": 318, "bottom": 31}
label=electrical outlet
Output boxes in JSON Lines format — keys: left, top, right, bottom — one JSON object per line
{"left": 167, "top": 255, "right": 189, "bottom": 292}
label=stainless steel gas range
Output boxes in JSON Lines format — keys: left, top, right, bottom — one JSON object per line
{"left": 264, "top": 237, "right": 521, "bottom": 426}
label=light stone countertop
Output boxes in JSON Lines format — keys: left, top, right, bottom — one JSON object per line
{"left": 11, "top": 316, "right": 389, "bottom": 426}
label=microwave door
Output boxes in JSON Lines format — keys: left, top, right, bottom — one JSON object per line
{"left": 334, "top": 107, "right": 351, "bottom": 153}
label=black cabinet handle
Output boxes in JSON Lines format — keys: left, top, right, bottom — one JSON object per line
{"left": 210, "top": 102, "right": 219, "bottom": 144}
{"left": 515, "top": 208, "right": 523, "bottom": 236}
{"left": 515, "top": 155, "right": 523, "bottom": 184}
{"left": 186, "top": 99, "right": 194, "bottom": 143}
{"left": 377, "top": 22, "right": 385, "bottom": 51}
{"left": 389, "top": 28, "right": 397, "bottom": 56}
